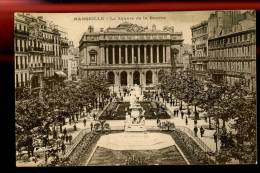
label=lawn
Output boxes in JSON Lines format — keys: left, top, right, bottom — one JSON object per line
{"left": 88, "top": 145, "right": 187, "bottom": 165}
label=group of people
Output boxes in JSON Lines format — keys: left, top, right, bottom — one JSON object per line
{"left": 61, "top": 128, "right": 73, "bottom": 145}
{"left": 194, "top": 126, "right": 205, "bottom": 137}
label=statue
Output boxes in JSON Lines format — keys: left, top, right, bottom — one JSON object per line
{"left": 125, "top": 91, "right": 146, "bottom": 132}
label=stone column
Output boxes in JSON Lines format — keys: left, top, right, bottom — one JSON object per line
{"left": 100, "top": 46, "right": 105, "bottom": 64}
{"left": 150, "top": 45, "right": 153, "bottom": 63}
{"left": 125, "top": 46, "right": 128, "bottom": 64}
{"left": 105, "top": 46, "right": 108, "bottom": 64}
{"left": 138, "top": 45, "right": 140, "bottom": 64}
{"left": 112, "top": 45, "right": 115, "bottom": 64}
{"left": 166, "top": 45, "right": 171, "bottom": 63}
{"left": 163, "top": 45, "right": 165, "bottom": 63}
{"left": 119, "top": 45, "right": 121, "bottom": 64}
{"left": 156, "top": 45, "right": 159, "bottom": 63}
{"left": 144, "top": 45, "right": 147, "bottom": 64}
{"left": 132, "top": 45, "right": 134, "bottom": 64}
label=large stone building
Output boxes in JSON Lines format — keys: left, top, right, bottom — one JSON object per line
{"left": 79, "top": 22, "right": 184, "bottom": 88}
{"left": 15, "top": 13, "right": 70, "bottom": 98}
{"left": 190, "top": 21, "right": 208, "bottom": 81}
{"left": 207, "top": 10, "right": 256, "bottom": 92}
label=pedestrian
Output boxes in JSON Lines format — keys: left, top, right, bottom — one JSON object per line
{"left": 57, "top": 137, "right": 61, "bottom": 148}
{"left": 73, "top": 124, "right": 77, "bottom": 131}
{"left": 83, "top": 118, "right": 86, "bottom": 127}
{"left": 156, "top": 117, "right": 159, "bottom": 124}
{"left": 76, "top": 114, "right": 79, "bottom": 122}
{"left": 61, "top": 142, "right": 66, "bottom": 155}
{"left": 63, "top": 128, "right": 67, "bottom": 136}
{"left": 173, "top": 110, "right": 176, "bottom": 117}
{"left": 185, "top": 117, "right": 188, "bottom": 125}
{"left": 204, "top": 116, "right": 207, "bottom": 122}
{"left": 172, "top": 100, "right": 175, "bottom": 106}
{"left": 53, "top": 129, "right": 57, "bottom": 139}
{"left": 72, "top": 115, "right": 75, "bottom": 123}
{"left": 69, "top": 117, "right": 72, "bottom": 125}
{"left": 213, "top": 132, "right": 218, "bottom": 143}
{"left": 181, "top": 111, "right": 184, "bottom": 119}
{"left": 61, "top": 135, "right": 65, "bottom": 142}
{"left": 194, "top": 119, "right": 197, "bottom": 125}
{"left": 200, "top": 126, "right": 205, "bottom": 137}
{"left": 90, "top": 122, "right": 93, "bottom": 131}
{"left": 68, "top": 134, "right": 72, "bottom": 145}
{"left": 93, "top": 114, "right": 96, "bottom": 120}
{"left": 65, "top": 135, "right": 69, "bottom": 143}
{"left": 194, "top": 126, "right": 198, "bottom": 137}
{"left": 62, "top": 117, "right": 66, "bottom": 125}
{"left": 176, "top": 109, "right": 179, "bottom": 117}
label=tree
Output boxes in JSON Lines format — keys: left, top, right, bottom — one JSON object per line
{"left": 200, "top": 80, "right": 225, "bottom": 129}
{"left": 213, "top": 79, "right": 256, "bottom": 164}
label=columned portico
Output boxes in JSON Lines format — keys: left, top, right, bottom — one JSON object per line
{"left": 79, "top": 22, "right": 184, "bottom": 87}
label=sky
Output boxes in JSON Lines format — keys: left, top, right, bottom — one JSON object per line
{"left": 30, "top": 11, "right": 213, "bottom": 47}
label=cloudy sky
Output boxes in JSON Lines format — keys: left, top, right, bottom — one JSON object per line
{"left": 31, "top": 11, "right": 213, "bottom": 47}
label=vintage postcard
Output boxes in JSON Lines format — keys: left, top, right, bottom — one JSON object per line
{"left": 15, "top": 10, "right": 256, "bottom": 166}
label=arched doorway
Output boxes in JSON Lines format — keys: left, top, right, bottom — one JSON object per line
{"left": 120, "top": 71, "right": 127, "bottom": 86}
{"left": 158, "top": 70, "right": 165, "bottom": 83}
{"left": 146, "top": 71, "right": 153, "bottom": 85}
{"left": 133, "top": 71, "right": 140, "bottom": 85}
{"left": 31, "top": 75, "right": 40, "bottom": 88}
{"left": 107, "top": 71, "right": 115, "bottom": 84}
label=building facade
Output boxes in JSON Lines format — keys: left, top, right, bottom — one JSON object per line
{"left": 62, "top": 41, "right": 80, "bottom": 81}
{"left": 15, "top": 13, "right": 70, "bottom": 98}
{"left": 190, "top": 21, "right": 208, "bottom": 81}
{"left": 79, "top": 22, "right": 184, "bottom": 87}
{"left": 207, "top": 10, "right": 256, "bottom": 92}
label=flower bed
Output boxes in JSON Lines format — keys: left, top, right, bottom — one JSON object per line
{"left": 140, "top": 101, "right": 170, "bottom": 119}
{"left": 167, "top": 130, "right": 215, "bottom": 165}
{"left": 99, "top": 101, "right": 171, "bottom": 120}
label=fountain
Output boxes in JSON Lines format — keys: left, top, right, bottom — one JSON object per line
{"left": 125, "top": 87, "right": 146, "bottom": 132}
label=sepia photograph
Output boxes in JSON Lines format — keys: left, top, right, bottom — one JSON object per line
{"left": 14, "top": 10, "right": 256, "bottom": 166}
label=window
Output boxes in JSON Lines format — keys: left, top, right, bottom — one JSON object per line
{"left": 16, "top": 74, "right": 19, "bottom": 87}
{"left": 16, "top": 56, "right": 19, "bottom": 69}
{"left": 25, "top": 73, "right": 27, "bottom": 83}
{"left": 24, "top": 57, "right": 27, "bottom": 68}
{"left": 20, "top": 57, "right": 23, "bottom": 69}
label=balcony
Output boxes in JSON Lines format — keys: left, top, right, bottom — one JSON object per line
{"left": 42, "top": 38, "right": 54, "bottom": 43}
{"left": 80, "top": 63, "right": 174, "bottom": 70}
{"left": 28, "top": 46, "right": 43, "bottom": 53}
{"left": 15, "top": 47, "right": 29, "bottom": 53}
{"left": 61, "top": 42, "right": 69, "bottom": 47}
{"left": 190, "top": 56, "right": 208, "bottom": 62}
{"left": 29, "top": 66, "right": 44, "bottom": 73}
{"left": 15, "top": 29, "right": 29, "bottom": 37}
{"left": 44, "top": 51, "right": 55, "bottom": 55}
{"left": 208, "top": 69, "right": 226, "bottom": 75}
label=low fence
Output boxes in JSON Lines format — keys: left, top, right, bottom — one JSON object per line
{"left": 60, "top": 128, "right": 90, "bottom": 159}
{"left": 176, "top": 126, "right": 214, "bottom": 154}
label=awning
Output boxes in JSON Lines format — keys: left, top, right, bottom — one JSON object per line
{"left": 55, "top": 71, "right": 67, "bottom": 78}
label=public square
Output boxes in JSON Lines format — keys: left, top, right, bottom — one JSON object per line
{"left": 15, "top": 11, "right": 256, "bottom": 166}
